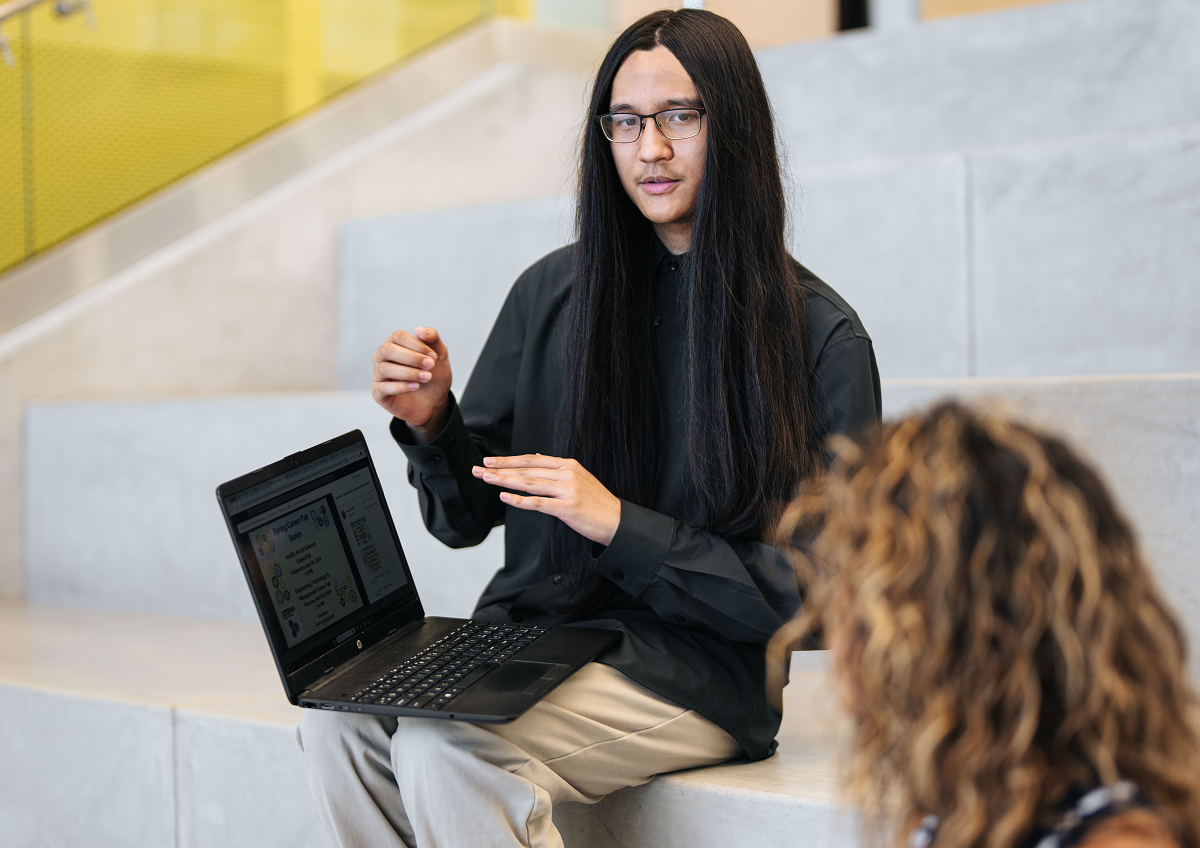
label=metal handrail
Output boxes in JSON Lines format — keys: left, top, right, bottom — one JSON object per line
{"left": 0, "top": 0, "right": 94, "bottom": 66}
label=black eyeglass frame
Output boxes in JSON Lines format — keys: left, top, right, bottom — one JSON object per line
{"left": 596, "top": 108, "right": 708, "bottom": 143}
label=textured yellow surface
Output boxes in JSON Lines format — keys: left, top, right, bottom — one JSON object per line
{"left": 0, "top": 0, "right": 517, "bottom": 276}
{"left": 923, "top": 0, "right": 1072, "bottom": 20}
{"left": 0, "top": 14, "right": 25, "bottom": 269}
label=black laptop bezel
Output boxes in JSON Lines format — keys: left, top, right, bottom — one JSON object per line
{"left": 216, "top": 429, "right": 427, "bottom": 702}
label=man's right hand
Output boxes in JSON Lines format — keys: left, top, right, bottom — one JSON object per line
{"left": 371, "top": 327, "right": 452, "bottom": 440}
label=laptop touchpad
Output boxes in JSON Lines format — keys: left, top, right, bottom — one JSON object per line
{"left": 497, "top": 661, "right": 571, "bottom": 696}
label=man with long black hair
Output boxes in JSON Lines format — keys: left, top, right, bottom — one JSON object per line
{"left": 301, "top": 9, "right": 880, "bottom": 847}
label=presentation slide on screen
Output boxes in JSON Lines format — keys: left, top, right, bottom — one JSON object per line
{"left": 239, "top": 457, "right": 411, "bottom": 649}
{"left": 250, "top": 497, "right": 364, "bottom": 647}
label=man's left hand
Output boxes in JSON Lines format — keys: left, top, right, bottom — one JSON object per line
{"left": 472, "top": 455, "right": 621, "bottom": 546}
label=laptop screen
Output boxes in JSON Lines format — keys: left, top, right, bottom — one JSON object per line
{"left": 220, "top": 436, "right": 417, "bottom": 670}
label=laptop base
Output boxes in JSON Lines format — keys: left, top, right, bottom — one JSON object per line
{"left": 299, "top": 616, "right": 619, "bottom": 722}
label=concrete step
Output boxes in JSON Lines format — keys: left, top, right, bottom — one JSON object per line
{"left": 337, "top": 196, "right": 574, "bottom": 391}
{"left": 796, "top": 121, "right": 1200, "bottom": 380}
{"left": 336, "top": 114, "right": 1200, "bottom": 386}
{"left": 764, "top": 0, "right": 1200, "bottom": 380}
{"left": 760, "top": 0, "right": 1200, "bottom": 165}
{"left": 0, "top": 601, "right": 315, "bottom": 848}
{"left": 24, "top": 376, "right": 1199, "bottom": 675}
{"left": 0, "top": 18, "right": 608, "bottom": 604}
{"left": 325, "top": 3, "right": 1200, "bottom": 388}
{"left": 0, "top": 600, "right": 853, "bottom": 848}
{"left": 23, "top": 393, "right": 504, "bottom": 622}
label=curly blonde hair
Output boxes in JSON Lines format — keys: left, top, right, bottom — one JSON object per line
{"left": 775, "top": 401, "right": 1200, "bottom": 848}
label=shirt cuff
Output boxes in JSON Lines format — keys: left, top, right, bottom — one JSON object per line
{"left": 389, "top": 393, "right": 469, "bottom": 475}
{"left": 593, "top": 500, "right": 674, "bottom": 599}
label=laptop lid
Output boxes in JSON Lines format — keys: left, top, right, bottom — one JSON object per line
{"left": 216, "top": 430, "right": 425, "bottom": 700}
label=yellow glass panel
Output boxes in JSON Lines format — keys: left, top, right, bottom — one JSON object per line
{"left": 496, "top": 0, "right": 533, "bottom": 17}
{"left": 922, "top": 0, "right": 1072, "bottom": 20}
{"left": 0, "top": 15, "right": 27, "bottom": 272}
{"left": 26, "top": 1, "right": 289, "bottom": 253}
{"left": 287, "top": 0, "right": 324, "bottom": 114}
{"left": 2, "top": 0, "right": 504, "bottom": 275}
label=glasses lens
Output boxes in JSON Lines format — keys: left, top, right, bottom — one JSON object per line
{"left": 658, "top": 109, "right": 703, "bottom": 139}
{"left": 601, "top": 113, "right": 642, "bottom": 143}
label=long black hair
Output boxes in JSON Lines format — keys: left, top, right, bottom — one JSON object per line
{"left": 557, "top": 9, "right": 819, "bottom": 613}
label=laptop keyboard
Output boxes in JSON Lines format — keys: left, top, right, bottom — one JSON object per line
{"left": 349, "top": 621, "right": 548, "bottom": 710}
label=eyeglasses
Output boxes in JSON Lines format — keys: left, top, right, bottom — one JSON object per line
{"left": 597, "top": 108, "right": 707, "bottom": 143}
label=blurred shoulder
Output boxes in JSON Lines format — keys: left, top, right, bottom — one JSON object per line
{"left": 790, "top": 258, "right": 872, "bottom": 354}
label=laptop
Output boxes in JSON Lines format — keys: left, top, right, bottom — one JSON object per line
{"left": 216, "top": 429, "right": 620, "bottom": 722}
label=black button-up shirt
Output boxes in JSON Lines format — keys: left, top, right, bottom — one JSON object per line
{"left": 391, "top": 241, "right": 880, "bottom": 760}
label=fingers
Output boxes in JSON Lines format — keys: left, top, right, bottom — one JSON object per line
{"left": 473, "top": 469, "right": 566, "bottom": 496}
{"left": 481, "top": 454, "right": 574, "bottom": 470}
{"left": 373, "top": 359, "right": 433, "bottom": 386}
{"left": 414, "top": 326, "right": 449, "bottom": 361}
{"left": 498, "top": 492, "right": 560, "bottom": 515}
{"left": 373, "top": 328, "right": 444, "bottom": 392}
{"left": 374, "top": 343, "right": 436, "bottom": 371}
{"left": 471, "top": 456, "right": 580, "bottom": 494}
{"left": 374, "top": 328, "right": 447, "bottom": 376}
{"left": 374, "top": 344, "right": 436, "bottom": 384}
{"left": 376, "top": 330, "right": 437, "bottom": 364}
{"left": 473, "top": 465, "right": 571, "bottom": 483}
{"left": 372, "top": 380, "right": 422, "bottom": 398}
{"left": 480, "top": 456, "right": 621, "bottom": 545}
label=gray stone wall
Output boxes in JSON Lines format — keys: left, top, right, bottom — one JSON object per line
{"left": 760, "top": 0, "right": 1200, "bottom": 164}
{"left": 793, "top": 124, "right": 1200, "bottom": 379}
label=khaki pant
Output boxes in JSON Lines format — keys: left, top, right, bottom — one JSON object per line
{"left": 298, "top": 662, "right": 740, "bottom": 848}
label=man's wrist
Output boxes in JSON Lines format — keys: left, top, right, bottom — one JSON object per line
{"left": 406, "top": 401, "right": 451, "bottom": 446}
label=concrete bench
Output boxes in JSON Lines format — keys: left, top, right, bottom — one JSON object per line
{"left": 0, "top": 600, "right": 854, "bottom": 848}
{"left": 18, "top": 375, "right": 1198, "bottom": 843}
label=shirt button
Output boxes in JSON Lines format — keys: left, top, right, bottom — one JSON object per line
{"left": 653, "top": 316, "right": 662, "bottom": 327}
{"left": 668, "top": 261, "right": 678, "bottom": 271}
{"left": 613, "top": 571, "right": 624, "bottom": 581}
{"left": 552, "top": 576, "right": 563, "bottom": 585}
{"left": 674, "top": 615, "right": 685, "bottom": 623}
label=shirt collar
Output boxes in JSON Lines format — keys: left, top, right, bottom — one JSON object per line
{"left": 652, "top": 235, "right": 687, "bottom": 276}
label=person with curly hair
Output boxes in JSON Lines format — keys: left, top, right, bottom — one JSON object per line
{"left": 772, "top": 401, "right": 1200, "bottom": 848}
